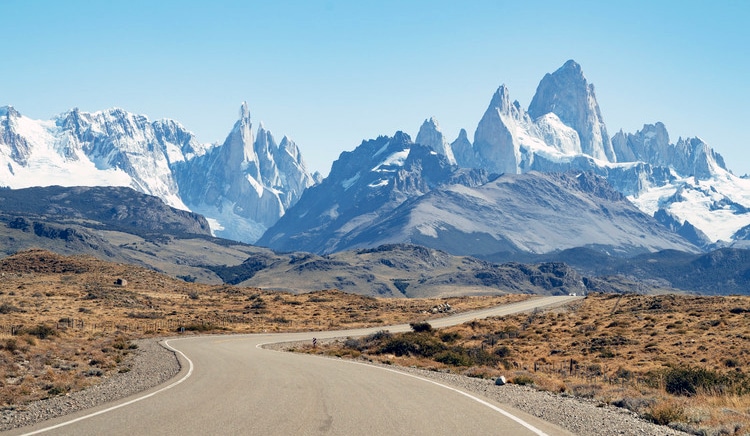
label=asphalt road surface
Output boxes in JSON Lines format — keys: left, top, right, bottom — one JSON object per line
{"left": 11, "top": 296, "right": 580, "bottom": 436}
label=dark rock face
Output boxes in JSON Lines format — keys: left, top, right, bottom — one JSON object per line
{"left": 0, "top": 186, "right": 211, "bottom": 237}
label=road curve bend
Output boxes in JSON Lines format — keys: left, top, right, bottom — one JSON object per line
{"left": 10, "top": 296, "right": 580, "bottom": 436}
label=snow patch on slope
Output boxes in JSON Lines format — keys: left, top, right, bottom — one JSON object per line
{"left": 342, "top": 173, "right": 360, "bottom": 190}
{"left": 629, "top": 169, "right": 750, "bottom": 242}
{"left": 188, "top": 200, "right": 267, "bottom": 242}
{"left": 372, "top": 149, "right": 409, "bottom": 172}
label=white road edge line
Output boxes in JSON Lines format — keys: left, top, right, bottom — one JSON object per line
{"left": 19, "top": 339, "right": 194, "bottom": 436}
{"left": 257, "top": 341, "right": 550, "bottom": 436}
{"left": 350, "top": 360, "right": 550, "bottom": 436}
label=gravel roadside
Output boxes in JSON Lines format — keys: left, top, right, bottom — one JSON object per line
{"left": 0, "top": 338, "right": 180, "bottom": 432}
{"left": 1, "top": 337, "right": 688, "bottom": 435}
{"left": 389, "top": 365, "right": 688, "bottom": 436}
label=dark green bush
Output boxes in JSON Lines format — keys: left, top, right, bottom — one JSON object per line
{"left": 46, "top": 385, "right": 70, "bottom": 396}
{"left": 410, "top": 322, "right": 433, "bottom": 333}
{"left": 513, "top": 375, "right": 535, "bottom": 386}
{"left": 378, "top": 333, "right": 445, "bottom": 357}
{"left": 365, "top": 330, "right": 391, "bottom": 342}
{"left": 440, "top": 332, "right": 461, "bottom": 343}
{"left": 466, "top": 347, "right": 500, "bottom": 366}
{"left": 435, "top": 350, "right": 471, "bottom": 366}
{"left": 24, "top": 324, "right": 57, "bottom": 339}
{"left": 660, "top": 367, "right": 727, "bottom": 396}
{"left": 494, "top": 346, "right": 512, "bottom": 358}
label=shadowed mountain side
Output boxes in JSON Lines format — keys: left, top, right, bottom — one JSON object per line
{"left": 483, "top": 246, "right": 750, "bottom": 295}
{"left": 0, "top": 185, "right": 211, "bottom": 237}
{"left": 0, "top": 185, "right": 740, "bottom": 297}
{"left": 264, "top": 170, "right": 698, "bottom": 257}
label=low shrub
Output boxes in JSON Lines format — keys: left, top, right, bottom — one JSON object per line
{"left": 513, "top": 375, "right": 535, "bottom": 386}
{"left": 440, "top": 332, "right": 461, "bottom": 343}
{"left": 3, "top": 338, "right": 18, "bottom": 352}
{"left": 649, "top": 366, "right": 750, "bottom": 397}
{"left": 46, "top": 385, "right": 70, "bottom": 396}
{"left": 494, "top": 346, "right": 512, "bottom": 358}
{"left": 410, "top": 322, "right": 433, "bottom": 333}
{"left": 434, "top": 350, "right": 471, "bottom": 366}
{"left": 644, "top": 400, "right": 686, "bottom": 425}
{"left": 378, "top": 333, "right": 445, "bottom": 358}
{"left": 180, "top": 323, "right": 216, "bottom": 332}
{"left": 569, "top": 383, "right": 602, "bottom": 399}
{"left": 23, "top": 324, "right": 57, "bottom": 339}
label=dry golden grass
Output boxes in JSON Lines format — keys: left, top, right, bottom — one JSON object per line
{"left": 312, "top": 292, "right": 750, "bottom": 435}
{"left": 0, "top": 249, "right": 526, "bottom": 408}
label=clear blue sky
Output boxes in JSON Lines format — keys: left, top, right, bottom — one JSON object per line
{"left": 3, "top": 1, "right": 749, "bottom": 176}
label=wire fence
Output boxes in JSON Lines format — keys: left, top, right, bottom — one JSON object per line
{"left": 518, "top": 358, "right": 654, "bottom": 390}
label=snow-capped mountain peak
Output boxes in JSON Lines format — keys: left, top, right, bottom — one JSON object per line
{"left": 528, "top": 59, "right": 615, "bottom": 162}
{"left": 415, "top": 117, "right": 456, "bottom": 165}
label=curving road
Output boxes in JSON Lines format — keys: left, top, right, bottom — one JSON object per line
{"left": 10, "top": 296, "right": 580, "bottom": 436}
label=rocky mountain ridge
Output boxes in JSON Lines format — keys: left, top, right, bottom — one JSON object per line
{"left": 0, "top": 184, "right": 746, "bottom": 296}
{"left": 260, "top": 133, "right": 699, "bottom": 256}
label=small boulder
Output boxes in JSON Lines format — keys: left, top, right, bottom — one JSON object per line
{"left": 495, "top": 376, "right": 507, "bottom": 386}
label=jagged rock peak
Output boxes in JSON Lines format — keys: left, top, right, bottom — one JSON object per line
{"left": 612, "top": 123, "right": 727, "bottom": 179}
{"left": 239, "top": 101, "right": 251, "bottom": 124}
{"left": 528, "top": 60, "right": 615, "bottom": 162}
{"left": 472, "top": 84, "right": 523, "bottom": 174}
{"left": 451, "top": 128, "right": 474, "bottom": 169}
{"left": 1, "top": 106, "right": 20, "bottom": 118}
{"left": 416, "top": 117, "right": 456, "bottom": 165}
{"left": 489, "top": 84, "right": 512, "bottom": 114}
{"left": 455, "top": 128, "right": 469, "bottom": 142}
{"left": 561, "top": 59, "right": 583, "bottom": 75}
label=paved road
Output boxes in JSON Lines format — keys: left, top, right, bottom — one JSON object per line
{"left": 11, "top": 296, "right": 580, "bottom": 436}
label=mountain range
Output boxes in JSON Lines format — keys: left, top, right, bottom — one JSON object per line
{"left": 2, "top": 60, "right": 749, "bottom": 257}
{"left": 0, "top": 103, "right": 317, "bottom": 243}
{"left": 262, "top": 60, "right": 750, "bottom": 254}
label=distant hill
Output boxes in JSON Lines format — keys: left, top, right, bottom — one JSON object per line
{"left": 482, "top": 247, "right": 750, "bottom": 295}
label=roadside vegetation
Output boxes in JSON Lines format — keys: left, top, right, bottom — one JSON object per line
{"left": 306, "top": 293, "right": 750, "bottom": 436}
{"left": 0, "top": 249, "right": 524, "bottom": 408}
